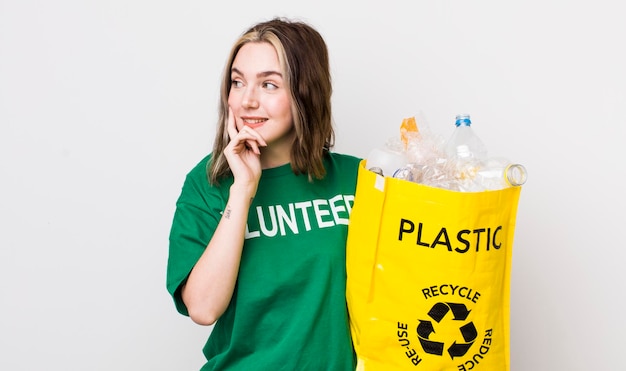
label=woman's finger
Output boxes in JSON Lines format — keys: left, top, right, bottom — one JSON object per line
{"left": 226, "top": 107, "right": 238, "bottom": 140}
{"left": 246, "top": 138, "right": 261, "bottom": 155}
{"left": 225, "top": 107, "right": 267, "bottom": 156}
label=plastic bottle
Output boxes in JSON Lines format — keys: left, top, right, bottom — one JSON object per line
{"left": 444, "top": 114, "right": 489, "bottom": 191}
{"left": 444, "top": 114, "right": 488, "bottom": 161}
{"left": 473, "top": 158, "right": 528, "bottom": 190}
{"left": 366, "top": 147, "right": 408, "bottom": 178}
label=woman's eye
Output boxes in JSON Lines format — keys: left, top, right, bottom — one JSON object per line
{"left": 231, "top": 79, "right": 243, "bottom": 88}
{"left": 263, "top": 82, "right": 278, "bottom": 90}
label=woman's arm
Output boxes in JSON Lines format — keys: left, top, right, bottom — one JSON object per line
{"left": 181, "top": 108, "right": 266, "bottom": 325}
{"left": 181, "top": 183, "right": 255, "bottom": 325}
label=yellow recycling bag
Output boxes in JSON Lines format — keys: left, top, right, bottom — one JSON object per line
{"left": 347, "top": 160, "right": 522, "bottom": 371}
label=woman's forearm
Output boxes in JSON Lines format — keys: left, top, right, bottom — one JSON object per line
{"left": 181, "top": 185, "right": 255, "bottom": 325}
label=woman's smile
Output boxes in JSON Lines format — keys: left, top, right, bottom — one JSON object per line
{"left": 241, "top": 117, "right": 267, "bottom": 129}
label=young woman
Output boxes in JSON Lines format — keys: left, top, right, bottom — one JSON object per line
{"left": 166, "top": 18, "right": 361, "bottom": 370}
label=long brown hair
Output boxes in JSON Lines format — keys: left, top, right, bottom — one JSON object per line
{"left": 208, "top": 18, "right": 334, "bottom": 184}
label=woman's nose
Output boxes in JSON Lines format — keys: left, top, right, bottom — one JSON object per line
{"left": 242, "top": 87, "right": 259, "bottom": 109}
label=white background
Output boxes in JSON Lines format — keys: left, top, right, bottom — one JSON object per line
{"left": 1, "top": 1, "right": 624, "bottom": 370}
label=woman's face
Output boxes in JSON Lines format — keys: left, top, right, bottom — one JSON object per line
{"left": 228, "top": 42, "right": 294, "bottom": 153}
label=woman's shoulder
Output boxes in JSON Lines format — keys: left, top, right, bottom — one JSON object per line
{"left": 175, "top": 153, "right": 231, "bottom": 208}
{"left": 180, "top": 153, "right": 231, "bottom": 193}
{"left": 324, "top": 151, "right": 363, "bottom": 180}
{"left": 185, "top": 153, "right": 213, "bottom": 179}
{"left": 326, "top": 151, "right": 363, "bottom": 167}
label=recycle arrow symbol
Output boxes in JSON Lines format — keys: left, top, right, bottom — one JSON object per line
{"left": 446, "top": 303, "right": 471, "bottom": 320}
{"left": 448, "top": 322, "right": 478, "bottom": 359}
{"left": 417, "top": 320, "right": 444, "bottom": 355}
{"left": 428, "top": 302, "right": 471, "bottom": 322}
{"left": 417, "top": 302, "right": 478, "bottom": 358}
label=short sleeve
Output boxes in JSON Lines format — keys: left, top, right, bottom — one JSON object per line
{"left": 166, "top": 159, "right": 227, "bottom": 316}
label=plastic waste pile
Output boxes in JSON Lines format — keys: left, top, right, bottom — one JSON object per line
{"left": 366, "top": 113, "right": 527, "bottom": 192}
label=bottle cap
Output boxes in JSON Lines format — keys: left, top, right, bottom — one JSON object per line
{"left": 455, "top": 114, "right": 471, "bottom": 127}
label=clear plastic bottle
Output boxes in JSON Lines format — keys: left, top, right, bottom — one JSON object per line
{"left": 473, "top": 158, "right": 528, "bottom": 190}
{"left": 444, "top": 114, "right": 489, "bottom": 191}
{"left": 444, "top": 114, "right": 488, "bottom": 161}
{"left": 366, "top": 147, "right": 408, "bottom": 178}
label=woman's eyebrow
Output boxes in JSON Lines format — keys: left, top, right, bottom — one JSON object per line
{"left": 231, "top": 67, "right": 282, "bottom": 78}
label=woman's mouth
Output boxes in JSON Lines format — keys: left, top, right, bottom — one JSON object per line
{"left": 243, "top": 118, "right": 267, "bottom": 129}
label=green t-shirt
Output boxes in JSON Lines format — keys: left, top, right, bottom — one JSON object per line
{"left": 167, "top": 152, "right": 361, "bottom": 370}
